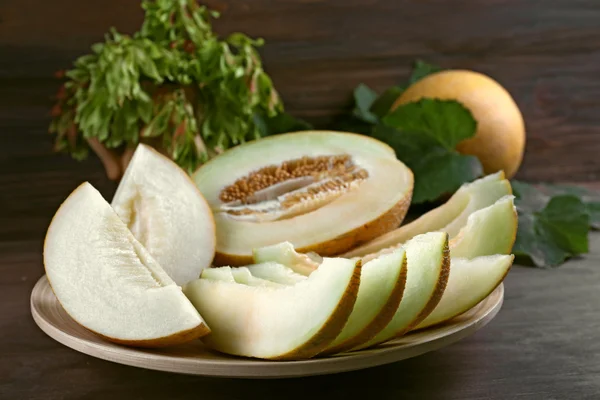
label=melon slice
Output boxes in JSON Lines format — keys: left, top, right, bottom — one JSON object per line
{"left": 414, "top": 254, "right": 514, "bottom": 330}
{"left": 253, "top": 241, "right": 320, "bottom": 275}
{"left": 321, "top": 248, "right": 408, "bottom": 355}
{"left": 343, "top": 172, "right": 511, "bottom": 259}
{"left": 200, "top": 267, "right": 236, "bottom": 283}
{"left": 192, "top": 131, "right": 414, "bottom": 266}
{"left": 183, "top": 257, "right": 362, "bottom": 360}
{"left": 202, "top": 266, "right": 284, "bottom": 288}
{"left": 43, "top": 182, "right": 210, "bottom": 347}
{"left": 245, "top": 262, "right": 307, "bottom": 285}
{"left": 450, "top": 195, "right": 517, "bottom": 258}
{"left": 351, "top": 232, "right": 450, "bottom": 351}
{"left": 111, "top": 144, "right": 216, "bottom": 286}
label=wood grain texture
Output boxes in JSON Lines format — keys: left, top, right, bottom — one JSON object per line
{"left": 3, "top": 236, "right": 600, "bottom": 398}
{"left": 1, "top": 0, "right": 600, "bottom": 183}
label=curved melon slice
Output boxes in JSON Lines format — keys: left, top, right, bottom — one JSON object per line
{"left": 321, "top": 248, "right": 407, "bottom": 355}
{"left": 200, "top": 267, "right": 236, "bottom": 283}
{"left": 351, "top": 232, "right": 450, "bottom": 351}
{"left": 343, "top": 172, "right": 511, "bottom": 259}
{"left": 111, "top": 144, "right": 216, "bottom": 286}
{"left": 245, "top": 262, "right": 307, "bottom": 285}
{"left": 253, "top": 242, "right": 320, "bottom": 275}
{"left": 450, "top": 195, "right": 517, "bottom": 258}
{"left": 192, "top": 131, "right": 414, "bottom": 266}
{"left": 202, "top": 266, "right": 284, "bottom": 287}
{"left": 414, "top": 254, "right": 514, "bottom": 330}
{"left": 44, "top": 183, "right": 210, "bottom": 347}
{"left": 231, "top": 267, "right": 285, "bottom": 288}
{"left": 183, "top": 257, "right": 362, "bottom": 360}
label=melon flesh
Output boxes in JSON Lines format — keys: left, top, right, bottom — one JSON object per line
{"left": 343, "top": 172, "right": 511, "bottom": 260}
{"left": 202, "top": 266, "right": 284, "bottom": 287}
{"left": 322, "top": 248, "right": 407, "bottom": 354}
{"left": 183, "top": 257, "right": 362, "bottom": 360}
{"left": 450, "top": 195, "right": 517, "bottom": 258}
{"left": 415, "top": 255, "right": 514, "bottom": 330}
{"left": 351, "top": 232, "right": 450, "bottom": 351}
{"left": 111, "top": 144, "right": 216, "bottom": 286}
{"left": 246, "top": 262, "right": 307, "bottom": 285}
{"left": 253, "top": 241, "right": 319, "bottom": 275}
{"left": 44, "top": 183, "right": 209, "bottom": 347}
{"left": 192, "top": 131, "right": 414, "bottom": 266}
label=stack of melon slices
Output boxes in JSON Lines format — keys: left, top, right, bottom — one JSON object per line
{"left": 42, "top": 131, "right": 517, "bottom": 360}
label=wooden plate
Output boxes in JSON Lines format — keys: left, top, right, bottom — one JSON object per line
{"left": 31, "top": 275, "right": 504, "bottom": 378}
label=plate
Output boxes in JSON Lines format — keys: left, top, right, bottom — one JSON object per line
{"left": 31, "top": 275, "right": 504, "bottom": 379}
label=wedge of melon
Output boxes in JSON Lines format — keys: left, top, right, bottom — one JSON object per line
{"left": 414, "top": 254, "right": 514, "bottom": 330}
{"left": 245, "top": 262, "right": 307, "bottom": 285}
{"left": 343, "top": 172, "right": 511, "bottom": 260}
{"left": 351, "top": 232, "right": 450, "bottom": 351}
{"left": 183, "top": 257, "right": 362, "bottom": 360}
{"left": 111, "top": 144, "right": 216, "bottom": 286}
{"left": 192, "top": 131, "right": 414, "bottom": 266}
{"left": 450, "top": 195, "right": 517, "bottom": 258}
{"left": 44, "top": 182, "right": 210, "bottom": 347}
{"left": 202, "top": 266, "right": 284, "bottom": 288}
{"left": 321, "top": 248, "right": 407, "bottom": 355}
{"left": 253, "top": 242, "right": 320, "bottom": 275}
{"left": 200, "top": 267, "right": 236, "bottom": 283}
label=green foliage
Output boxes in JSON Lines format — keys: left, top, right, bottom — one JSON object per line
{"left": 49, "top": 0, "right": 296, "bottom": 173}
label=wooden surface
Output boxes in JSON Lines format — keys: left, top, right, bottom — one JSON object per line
{"left": 2, "top": 0, "right": 600, "bottom": 398}
{"left": 30, "top": 276, "right": 504, "bottom": 378}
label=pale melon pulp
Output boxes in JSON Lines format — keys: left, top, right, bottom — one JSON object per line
{"left": 350, "top": 232, "right": 450, "bottom": 351}
{"left": 253, "top": 241, "right": 320, "bottom": 276}
{"left": 321, "top": 248, "right": 408, "bottom": 354}
{"left": 449, "top": 195, "right": 517, "bottom": 258}
{"left": 192, "top": 131, "right": 414, "bottom": 266}
{"left": 183, "top": 257, "right": 362, "bottom": 360}
{"left": 44, "top": 183, "right": 210, "bottom": 347}
{"left": 245, "top": 262, "right": 307, "bottom": 285}
{"left": 343, "top": 172, "right": 511, "bottom": 260}
{"left": 414, "top": 254, "right": 514, "bottom": 330}
{"left": 111, "top": 144, "right": 216, "bottom": 286}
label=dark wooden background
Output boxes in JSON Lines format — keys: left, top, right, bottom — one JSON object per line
{"left": 2, "top": 1, "right": 600, "bottom": 398}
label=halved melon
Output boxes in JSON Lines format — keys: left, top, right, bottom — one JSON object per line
{"left": 321, "top": 248, "right": 408, "bottom": 355}
{"left": 253, "top": 241, "right": 320, "bottom": 275}
{"left": 44, "top": 183, "right": 210, "bottom": 347}
{"left": 183, "top": 257, "right": 362, "bottom": 360}
{"left": 111, "top": 144, "right": 216, "bottom": 286}
{"left": 245, "top": 262, "right": 307, "bottom": 285}
{"left": 414, "top": 254, "right": 514, "bottom": 330}
{"left": 351, "top": 232, "right": 450, "bottom": 351}
{"left": 343, "top": 172, "right": 511, "bottom": 260}
{"left": 192, "top": 131, "right": 414, "bottom": 266}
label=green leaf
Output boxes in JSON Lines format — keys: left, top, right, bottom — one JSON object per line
{"left": 408, "top": 59, "right": 442, "bottom": 84}
{"left": 369, "top": 86, "right": 404, "bottom": 118}
{"left": 255, "top": 111, "right": 313, "bottom": 137}
{"left": 512, "top": 181, "right": 591, "bottom": 268}
{"left": 352, "top": 84, "right": 379, "bottom": 124}
{"left": 382, "top": 98, "right": 477, "bottom": 150}
{"left": 410, "top": 151, "right": 483, "bottom": 204}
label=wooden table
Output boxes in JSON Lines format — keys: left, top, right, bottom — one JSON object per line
{"left": 2, "top": 233, "right": 600, "bottom": 399}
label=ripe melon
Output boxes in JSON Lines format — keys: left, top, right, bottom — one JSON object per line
{"left": 393, "top": 70, "right": 526, "bottom": 178}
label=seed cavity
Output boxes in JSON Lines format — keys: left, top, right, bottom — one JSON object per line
{"left": 217, "top": 155, "right": 369, "bottom": 222}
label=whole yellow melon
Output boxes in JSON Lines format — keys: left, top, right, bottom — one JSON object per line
{"left": 392, "top": 70, "right": 525, "bottom": 178}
